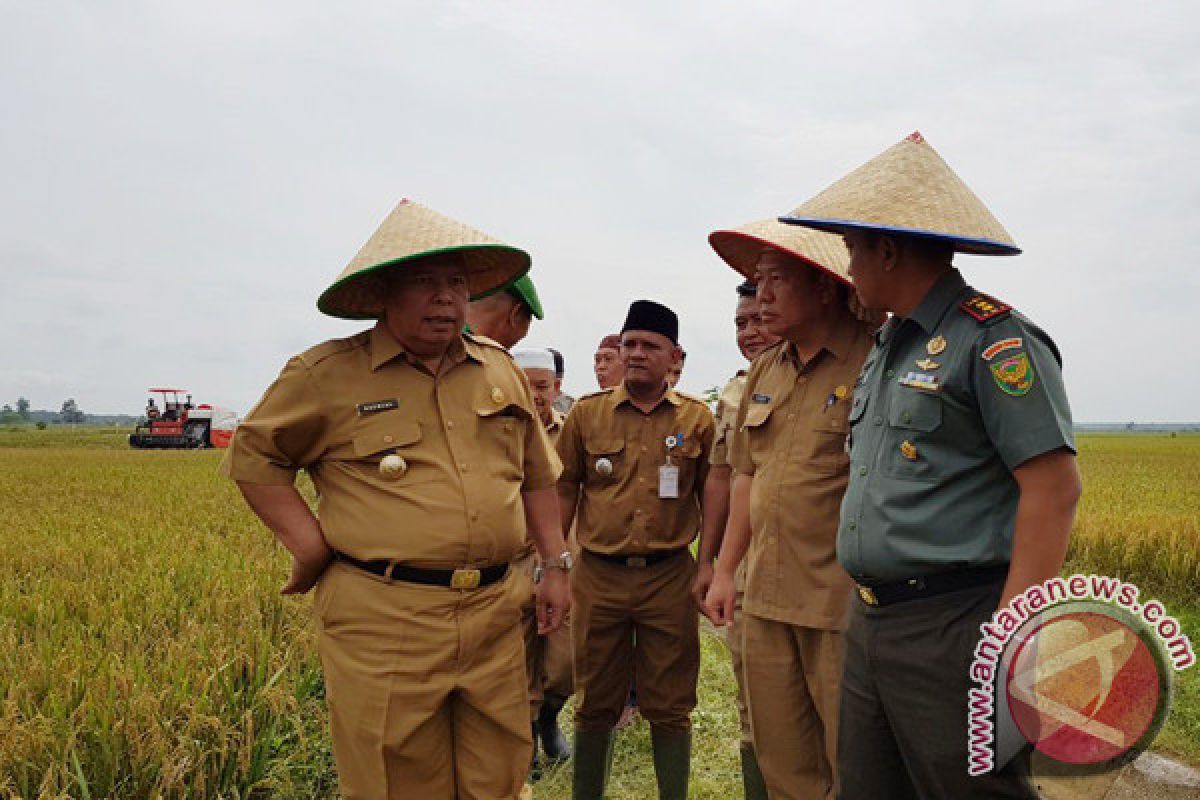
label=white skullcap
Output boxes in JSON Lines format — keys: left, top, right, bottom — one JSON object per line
{"left": 513, "top": 348, "right": 556, "bottom": 373}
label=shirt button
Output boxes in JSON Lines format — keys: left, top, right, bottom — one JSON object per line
{"left": 885, "top": 369, "right": 895, "bottom": 380}
{"left": 383, "top": 435, "right": 394, "bottom": 444}
{"left": 459, "top": 462, "right": 469, "bottom": 472}
{"left": 901, "top": 411, "right": 912, "bottom": 424}
{"left": 642, "top": 446, "right": 648, "bottom": 452}
{"left": 787, "top": 413, "right": 795, "bottom": 421}
{"left": 848, "top": 521, "right": 858, "bottom": 530}
{"left": 859, "top": 466, "right": 868, "bottom": 476}
{"left": 470, "top": 511, "right": 480, "bottom": 521}
{"left": 446, "top": 420, "right": 455, "bottom": 429}
{"left": 634, "top": 509, "right": 643, "bottom": 515}
{"left": 873, "top": 416, "right": 883, "bottom": 426}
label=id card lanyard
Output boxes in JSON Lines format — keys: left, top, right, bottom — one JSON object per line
{"left": 659, "top": 433, "right": 682, "bottom": 499}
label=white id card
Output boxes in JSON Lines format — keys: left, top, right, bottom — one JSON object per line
{"left": 658, "top": 464, "right": 680, "bottom": 498}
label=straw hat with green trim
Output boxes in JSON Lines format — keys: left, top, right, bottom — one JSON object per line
{"left": 505, "top": 274, "right": 544, "bottom": 320}
{"left": 710, "top": 216, "right": 882, "bottom": 324}
{"left": 317, "top": 198, "right": 531, "bottom": 319}
{"left": 779, "top": 132, "right": 1020, "bottom": 256}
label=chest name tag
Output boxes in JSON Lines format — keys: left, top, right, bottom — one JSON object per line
{"left": 357, "top": 398, "right": 400, "bottom": 415}
{"left": 898, "top": 372, "right": 941, "bottom": 392}
{"left": 658, "top": 464, "right": 680, "bottom": 499}
{"left": 751, "top": 393, "right": 771, "bottom": 404}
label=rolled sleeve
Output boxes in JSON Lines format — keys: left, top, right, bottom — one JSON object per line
{"left": 220, "top": 357, "right": 328, "bottom": 485}
{"left": 973, "top": 318, "right": 1076, "bottom": 471}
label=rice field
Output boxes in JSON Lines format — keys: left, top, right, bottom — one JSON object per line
{"left": 0, "top": 428, "right": 1196, "bottom": 798}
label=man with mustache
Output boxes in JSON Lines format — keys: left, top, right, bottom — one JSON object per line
{"left": 222, "top": 199, "right": 572, "bottom": 800}
{"left": 558, "top": 300, "right": 715, "bottom": 800}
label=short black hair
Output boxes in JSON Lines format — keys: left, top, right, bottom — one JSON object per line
{"left": 547, "top": 347, "right": 565, "bottom": 379}
{"left": 736, "top": 280, "right": 757, "bottom": 298}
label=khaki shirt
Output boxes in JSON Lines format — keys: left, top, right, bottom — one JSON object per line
{"left": 558, "top": 384, "right": 715, "bottom": 555}
{"left": 517, "top": 408, "right": 568, "bottom": 560}
{"left": 709, "top": 371, "right": 747, "bottom": 468}
{"left": 838, "top": 269, "right": 1075, "bottom": 582}
{"left": 222, "top": 324, "right": 560, "bottom": 567}
{"left": 731, "top": 316, "right": 875, "bottom": 629}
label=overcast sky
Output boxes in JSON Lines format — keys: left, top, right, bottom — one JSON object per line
{"left": 2, "top": 1, "right": 1197, "bottom": 422}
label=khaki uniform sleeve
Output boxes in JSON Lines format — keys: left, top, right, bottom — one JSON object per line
{"left": 972, "top": 316, "right": 1076, "bottom": 470}
{"left": 692, "top": 405, "right": 716, "bottom": 499}
{"left": 556, "top": 402, "right": 586, "bottom": 485}
{"left": 709, "top": 395, "right": 731, "bottom": 466}
{"left": 516, "top": 366, "right": 562, "bottom": 490}
{"left": 220, "top": 356, "right": 328, "bottom": 485}
{"left": 729, "top": 370, "right": 761, "bottom": 477}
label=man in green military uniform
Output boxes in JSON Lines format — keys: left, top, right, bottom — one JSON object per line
{"left": 467, "top": 274, "right": 544, "bottom": 349}
{"left": 782, "top": 132, "right": 1082, "bottom": 799}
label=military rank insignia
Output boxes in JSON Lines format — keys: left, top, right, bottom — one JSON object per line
{"left": 898, "top": 372, "right": 941, "bottom": 392}
{"left": 960, "top": 294, "right": 1012, "bottom": 323}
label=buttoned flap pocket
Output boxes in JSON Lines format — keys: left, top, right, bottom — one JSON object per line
{"left": 810, "top": 416, "right": 851, "bottom": 474}
{"left": 888, "top": 389, "right": 943, "bottom": 432}
{"left": 741, "top": 401, "right": 776, "bottom": 430}
{"left": 476, "top": 403, "right": 531, "bottom": 479}
{"left": 352, "top": 417, "right": 422, "bottom": 458}
{"left": 583, "top": 437, "right": 624, "bottom": 482}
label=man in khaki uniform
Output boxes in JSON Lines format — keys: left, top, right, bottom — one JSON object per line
{"left": 558, "top": 300, "right": 715, "bottom": 800}
{"left": 592, "top": 333, "right": 624, "bottom": 389}
{"left": 222, "top": 199, "right": 572, "bottom": 800}
{"left": 511, "top": 348, "right": 575, "bottom": 771}
{"left": 705, "top": 218, "right": 878, "bottom": 800}
{"left": 466, "top": 274, "right": 544, "bottom": 349}
{"left": 691, "top": 279, "right": 779, "bottom": 800}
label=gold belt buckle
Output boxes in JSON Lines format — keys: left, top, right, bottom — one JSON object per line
{"left": 857, "top": 585, "right": 879, "bottom": 606}
{"left": 626, "top": 556, "right": 647, "bottom": 567}
{"left": 451, "top": 568, "right": 482, "bottom": 590}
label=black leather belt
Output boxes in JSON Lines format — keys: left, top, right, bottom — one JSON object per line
{"left": 585, "top": 548, "right": 687, "bottom": 568}
{"left": 335, "top": 551, "right": 508, "bottom": 590}
{"left": 856, "top": 564, "right": 1009, "bottom": 608}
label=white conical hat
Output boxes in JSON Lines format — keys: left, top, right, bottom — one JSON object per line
{"left": 780, "top": 132, "right": 1020, "bottom": 256}
{"left": 317, "top": 198, "right": 530, "bottom": 319}
{"left": 709, "top": 216, "right": 851, "bottom": 285}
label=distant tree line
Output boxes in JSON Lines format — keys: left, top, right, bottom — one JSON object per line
{"left": 0, "top": 397, "right": 139, "bottom": 427}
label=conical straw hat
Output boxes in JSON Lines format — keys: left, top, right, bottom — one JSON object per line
{"left": 780, "top": 132, "right": 1020, "bottom": 256}
{"left": 709, "top": 217, "right": 851, "bottom": 285}
{"left": 709, "top": 216, "right": 882, "bottom": 325}
{"left": 317, "top": 198, "right": 531, "bottom": 319}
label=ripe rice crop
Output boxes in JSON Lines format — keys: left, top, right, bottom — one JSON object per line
{"left": 0, "top": 430, "right": 1196, "bottom": 798}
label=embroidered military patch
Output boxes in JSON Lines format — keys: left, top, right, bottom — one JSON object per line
{"left": 898, "top": 372, "right": 941, "bottom": 392}
{"left": 915, "top": 358, "right": 940, "bottom": 371}
{"left": 357, "top": 398, "right": 399, "bottom": 415}
{"left": 960, "top": 294, "right": 1012, "bottom": 323}
{"left": 982, "top": 337, "right": 1023, "bottom": 361}
{"left": 990, "top": 352, "right": 1035, "bottom": 396}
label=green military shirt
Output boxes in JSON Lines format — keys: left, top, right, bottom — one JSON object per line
{"left": 838, "top": 269, "right": 1075, "bottom": 583}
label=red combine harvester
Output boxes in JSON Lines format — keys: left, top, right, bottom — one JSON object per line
{"left": 129, "top": 388, "right": 238, "bottom": 449}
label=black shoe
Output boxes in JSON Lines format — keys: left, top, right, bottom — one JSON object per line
{"left": 530, "top": 722, "right": 543, "bottom": 782}
{"left": 539, "top": 693, "right": 573, "bottom": 762}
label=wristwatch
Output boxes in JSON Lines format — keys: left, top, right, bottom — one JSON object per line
{"left": 543, "top": 551, "right": 575, "bottom": 571}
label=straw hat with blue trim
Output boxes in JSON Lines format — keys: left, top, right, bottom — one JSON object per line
{"left": 779, "top": 132, "right": 1020, "bottom": 256}
{"left": 317, "top": 198, "right": 531, "bottom": 319}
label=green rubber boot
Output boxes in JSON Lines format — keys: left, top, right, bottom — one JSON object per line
{"left": 740, "top": 743, "right": 768, "bottom": 800}
{"left": 572, "top": 729, "right": 614, "bottom": 800}
{"left": 650, "top": 728, "right": 691, "bottom": 800}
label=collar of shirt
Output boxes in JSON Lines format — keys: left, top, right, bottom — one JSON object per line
{"left": 367, "top": 322, "right": 484, "bottom": 372}
{"left": 547, "top": 408, "right": 565, "bottom": 433}
{"left": 901, "top": 268, "right": 968, "bottom": 335}
{"left": 611, "top": 382, "right": 682, "bottom": 411}
{"left": 780, "top": 312, "right": 861, "bottom": 372}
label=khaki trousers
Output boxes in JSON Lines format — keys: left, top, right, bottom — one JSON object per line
{"left": 743, "top": 614, "right": 843, "bottom": 800}
{"left": 572, "top": 550, "right": 699, "bottom": 734}
{"left": 315, "top": 562, "right": 530, "bottom": 800}
{"left": 514, "top": 551, "right": 575, "bottom": 718}
{"left": 728, "top": 560, "right": 751, "bottom": 744}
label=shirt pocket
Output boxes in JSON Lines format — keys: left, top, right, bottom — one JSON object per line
{"left": 810, "top": 415, "right": 851, "bottom": 474}
{"left": 476, "top": 403, "right": 531, "bottom": 481}
{"left": 884, "top": 389, "right": 943, "bottom": 481}
{"left": 741, "top": 402, "right": 778, "bottom": 470}
{"left": 350, "top": 416, "right": 430, "bottom": 483}
{"left": 583, "top": 437, "right": 625, "bottom": 485}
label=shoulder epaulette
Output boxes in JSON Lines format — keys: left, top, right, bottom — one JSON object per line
{"left": 673, "top": 390, "right": 709, "bottom": 406}
{"left": 463, "top": 330, "right": 507, "bottom": 351}
{"left": 576, "top": 387, "right": 615, "bottom": 402}
{"left": 959, "top": 293, "right": 1012, "bottom": 324}
{"left": 298, "top": 331, "right": 370, "bottom": 366}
